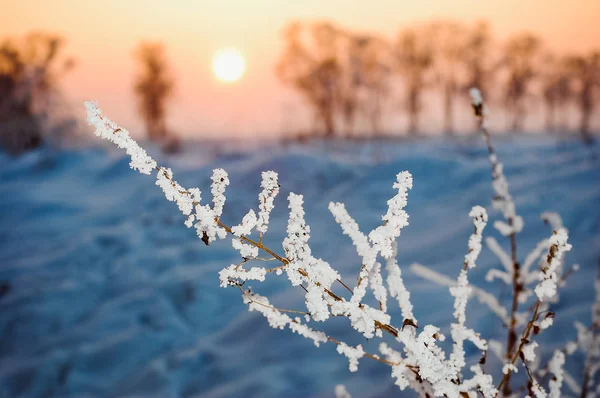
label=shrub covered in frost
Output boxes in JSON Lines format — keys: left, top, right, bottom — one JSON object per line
{"left": 84, "top": 94, "right": 598, "bottom": 397}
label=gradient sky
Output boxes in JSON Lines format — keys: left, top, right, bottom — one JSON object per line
{"left": 2, "top": 0, "right": 599, "bottom": 138}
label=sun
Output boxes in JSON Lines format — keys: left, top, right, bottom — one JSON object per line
{"left": 212, "top": 48, "right": 246, "bottom": 83}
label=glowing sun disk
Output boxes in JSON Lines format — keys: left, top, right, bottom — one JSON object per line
{"left": 212, "top": 48, "right": 246, "bottom": 83}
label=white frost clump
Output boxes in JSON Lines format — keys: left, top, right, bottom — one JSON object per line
{"left": 156, "top": 167, "right": 196, "bottom": 216}
{"left": 539, "top": 316, "right": 554, "bottom": 330}
{"left": 231, "top": 210, "right": 258, "bottom": 237}
{"left": 464, "top": 206, "right": 488, "bottom": 269}
{"left": 210, "top": 168, "right": 229, "bottom": 218}
{"left": 282, "top": 193, "right": 339, "bottom": 322}
{"left": 386, "top": 243, "right": 414, "bottom": 320}
{"left": 219, "top": 264, "right": 265, "bottom": 287}
{"left": 530, "top": 379, "right": 547, "bottom": 398}
{"left": 85, "top": 101, "right": 157, "bottom": 174}
{"left": 541, "top": 212, "right": 564, "bottom": 231}
{"left": 334, "top": 384, "right": 352, "bottom": 398}
{"left": 368, "top": 171, "right": 412, "bottom": 258}
{"left": 336, "top": 342, "right": 365, "bottom": 372}
{"left": 522, "top": 341, "right": 538, "bottom": 363}
{"left": 548, "top": 350, "right": 565, "bottom": 398}
{"left": 502, "top": 363, "right": 518, "bottom": 375}
{"left": 469, "top": 87, "right": 483, "bottom": 106}
{"left": 256, "top": 171, "right": 279, "bottom": 234}
{"left": 289, "top": 319, "right": 328, "bottom": 347}
{"left": 450, "top": 207, "right": 488, "bottom": 373}
{"left": 535, "top": 229, "right": 572, "bottom": 301}
{"left": 282, "top": 193, "right": 311, "bottom": 267}
{"left": 379, "top": 343, "right": 410, "bottom": 390}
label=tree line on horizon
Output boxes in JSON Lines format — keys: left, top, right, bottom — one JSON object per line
{"left": 1, "top": 21, "right": 599, "bottom": 154}
{"left": 276, "top": 20, "right": 600, "bottom": 144}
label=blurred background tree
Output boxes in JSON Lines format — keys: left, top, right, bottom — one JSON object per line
{"left": 427, "top": 20, "right": 466, "bottom": 135}
{"left": 565, "top": 52, "right": 600, "bottom": 144}
{"left": 349, "top": 35, "right": 392, "bottom": 137}
{"left": 133, "top": 42, "right": 175, "bottom": 148}
{"left": 501, "top": 32, "right": 542, "bottom": 132}
{"left": 394, "top": 26, "right": 434, "bottom": 135}
{"left": 0, "top": 32, "right": 74, "bottom": 154}
{"left": 540, "top": 53, "right": 573, "bottom": 133}
{"left": 460, "top": 21, "right": 496, "bottom": 132}
{"left": 277, "top": 22, "right": 344, "bottom": 138}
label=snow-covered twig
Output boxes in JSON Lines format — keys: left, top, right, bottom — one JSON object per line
{"left": 85, "top": 98, "right": 591, "bottom": 397}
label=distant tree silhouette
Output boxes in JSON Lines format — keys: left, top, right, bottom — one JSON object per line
{"left": 502, "top": 33, "right": 542, "bottom": 132}
{"left": 540, "top": 54, "right": 573, "bottom": 133}
{"left": 278, "top": 22, "right": 392, "bottom": 139}
{"left": 277, "top": 22, "right": 344, "bottom": 137}
{"left": 278, "top": 19, "right": 596, "bottom": 139}
{"left": 345, "top": 34, "right": 391, "bottom": 136}
{"left": 427, "top": 21, "right": 467, "bottom": 135}
{"left": 565, "top": 52, "right": 600, "bottom": 144}
{"left": 462, "top": 22, "right": 494, "bottom": 98}
{"left": 133, "top": 42, "right": 174, "bottom": 143}
{"left": 461, "top": 21, "right": 496, "bottom": 133}
{"left": 0, "top": 32, "right": 74, "bottom": 153}
{"left": 394, "top": 27, "right": 433, "bottom": 135}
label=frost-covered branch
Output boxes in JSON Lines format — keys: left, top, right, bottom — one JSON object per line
{"left": 85, "top": 99, "right": 593, "bottom": 397}
{"left": 471, "top": 89, "right": 525, "bottom": 389}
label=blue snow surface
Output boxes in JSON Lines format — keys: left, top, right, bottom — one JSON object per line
{"left": 0, "top": 136, "right": 599, "bottom": 398}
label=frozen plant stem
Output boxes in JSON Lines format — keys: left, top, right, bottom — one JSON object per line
{"left": 85, "top": 98, "right": 581, "bottom": 397}
{"left": 84, "top": 101, "right": 414, "bottom": 372}
{"left": 472, "top": 89, "right": 522, "bottom": 395}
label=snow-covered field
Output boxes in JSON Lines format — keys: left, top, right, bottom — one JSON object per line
{"left": 0, "top": 137, "right": 598, "bottom": 397}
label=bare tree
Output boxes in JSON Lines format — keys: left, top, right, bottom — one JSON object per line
{"left": 540, "top": 53, "right": 573, "bottom": 133}
{"left": 394, "top": 27, "right": 434, "bottom": 135}
{"left": 502, "top": 33, "right": 542, "bottom": 132}
{"left": 565, "top": 52, "right": 599, "bottom": 144}
{"left": 428, "top": 20, "right": 467, "bottom": 135}
{"left": 460, "top": 21, "right": 496, "bottom": 132}
{"left": 277, "top": 22, "right": 346, "bottom": 138}
{"left": 462, "top": 21, "right": 494, "bottom": 98}
{"left": 0, "top": 32, "right": 74, "bottom": 153}
{"left": 344, "top": 34, "right": 391, "bottom": 136}
{"left": 133, "top": 42, "right": 174, "bottom": 143}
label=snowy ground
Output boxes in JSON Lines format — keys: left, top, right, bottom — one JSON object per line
{"left": 0, "top": 136, "right": 599, "bottom": 397}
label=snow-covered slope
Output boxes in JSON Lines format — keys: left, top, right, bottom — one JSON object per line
{"left": 0, "top": 137, "right": 598, "bottom": 397}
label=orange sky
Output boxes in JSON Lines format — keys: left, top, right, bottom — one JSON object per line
{"left": 1, "top": 0, "right": 599, "bottom": 137}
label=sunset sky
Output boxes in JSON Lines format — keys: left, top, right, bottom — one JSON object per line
{"left": 2, "top": 0, "right": 599, "bottom": 138}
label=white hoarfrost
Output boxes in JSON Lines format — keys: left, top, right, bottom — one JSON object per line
{"left": 336, "top": 342, "right": 365, "bottom": 372}
{"left": 334, "top": 384, "right": 352, "bottom": 398}
{"left": 86, "top": 99, "right": 590, "bottom": 398}
{"left": 85, "top": 101, "right": 157, "bottom": 174}
{"left": 256, "top": 171, "right": 279, "bottom": 234}
{"left": 535, "top": 229, "right": 572, "bottom": 301}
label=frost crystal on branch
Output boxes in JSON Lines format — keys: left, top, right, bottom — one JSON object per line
{"left": 368, "top": 171, "right": 412, "bottom": 259}
{"left": 548, "top": 350, "right": 566, "bottom": 398}
{"left": 334, "top": 384, "right": 352, "bottom": 398}
{"left": 156, "top": 167, "right": 196, "bottom": 215}
{"left": 210, "top": 168, "right": 229, "bottom": 218}
{"left": 336, "top": 342, "right": 365, "bottom": 372}
{"left": 85, "top": 101, "right": 157, "bottom": 174}
{"left": 449, "top": 206, "right": 488, "bottom": 376}
{"left": 85, "top": 100, "right": 592, "bottom": 398}
{"left": 256, "top": 171, "right": 279, "bottom": 234}
{"left": 535, "top": 229, "right": 572, "bottom": 301}
{"left": 219, "top": 264, "right": 265, "bottom": 287}
{"left": 231, "top": 210, "right": 258, "bottom": 237}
